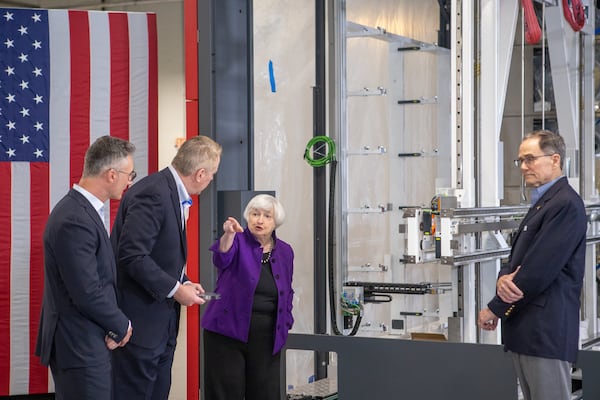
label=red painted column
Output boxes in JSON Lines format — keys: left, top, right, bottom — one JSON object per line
{"left": 184, "top": 0, "right": 200, "bottom": 399}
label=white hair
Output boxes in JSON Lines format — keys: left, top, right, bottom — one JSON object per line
{"left": 243, "top": 194, "right": 285, "bottom": 228}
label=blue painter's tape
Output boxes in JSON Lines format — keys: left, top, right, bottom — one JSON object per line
{"left": 269, "top": 60, "right": 276, "bottom": 93}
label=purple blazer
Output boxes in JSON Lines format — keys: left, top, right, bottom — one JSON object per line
{"left": 201, "top": 228, "right": 294, "bottom": 354}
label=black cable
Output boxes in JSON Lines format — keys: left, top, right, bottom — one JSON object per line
{"left": 305, "top": 136, "right": 362, "bottom": 336}
{"left": 328, "top": 159, "right": 362, "bottom": 336}
{"left": 327, "top": 159, "right": 342, "bottom": 335}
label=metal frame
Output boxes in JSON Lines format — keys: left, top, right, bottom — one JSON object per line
{"left": 197, "top": 0, "right": 256, "bottom": 288}
{"left": 197, "top": 2, "right": 254, "bottom": 398}
{"left": 285, "top": 333, "right": 600, "bottom": 400}
{"left": 285, "top": 333, "right": 518, "bottom": 399}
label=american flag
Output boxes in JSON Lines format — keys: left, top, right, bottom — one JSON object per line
{"left": 0, "top": 7, "right": 157, "bottom": 395}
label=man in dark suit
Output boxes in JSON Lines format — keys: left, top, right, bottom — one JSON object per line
{"left": 478, "top": 130, "right": 587, "bottom": 400}
{"left": 36, "top": 136, "right": 135, "bottom": 400}
{"left": 111, "top": 135, "right": 222, "bottom": 400}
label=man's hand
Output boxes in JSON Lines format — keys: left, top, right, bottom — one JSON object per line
{"left": 497, "top": 266, "right": 524, "bottom": 303}
{"left": 105, "top": 325, "right": 133, "bottom": 350}
{"left": 118, "top": 325, "right": 133, "bottom": 347}
{"left": 105, "top": 336, "right": 118, "bottom": 350}
{"left": 174, "top": 282, "right": 206, "bottom": 306}
{"left": 478, "top": 308, "right": 499, "bottom": 331}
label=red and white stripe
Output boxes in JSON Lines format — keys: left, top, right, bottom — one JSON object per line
{"left": 0, "top": 8, "right": 157, "bottom": 395}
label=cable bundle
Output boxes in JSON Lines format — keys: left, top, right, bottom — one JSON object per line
{"left": 563, "top": 0, "right": 585, "bottom": 31}
{"left": 303, "top": 136, "right": 336, "bottom": 167}
{"left": 522, "top": 0, "right": 542, "bottom": 44}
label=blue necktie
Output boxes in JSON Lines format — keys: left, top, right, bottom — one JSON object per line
{"left": 181, "top": 199, "right": 192, "bottom": 230}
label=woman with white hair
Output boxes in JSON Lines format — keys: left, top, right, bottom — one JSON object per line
{"left": 202, "top": 194, "right": 295, "bottom": 400}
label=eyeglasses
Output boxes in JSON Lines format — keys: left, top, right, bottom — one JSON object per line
{"left": 513, "top": 154, "right": 555, "bottom": 167}
{"left": 113, "top": 169, "right": 137, "bottom": 181}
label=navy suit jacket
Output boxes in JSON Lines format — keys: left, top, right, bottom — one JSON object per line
{"left": 488, "top": 176, "right": 587, "bottom": 363}
{"left": 111, "top": 168, "right": 188, "bottom": 349}
{"left": 35, "top": 189, "right": 129, "bottom": 368}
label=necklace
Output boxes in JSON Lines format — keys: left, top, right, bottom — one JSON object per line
{"left": 260, "top": 238, "right": 274, "bottom": 264}
{"left": 261, "top": 250, "right": 272, "bottom": 264}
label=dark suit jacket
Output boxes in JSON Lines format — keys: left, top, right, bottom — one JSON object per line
{"left": 35, "top": 189, "right": 129, "bottom": 368}
{"left": 488, "top": 176, "right": 587, "bottom": 363}
{"left": 111, "top": 168, "right": 187, "bottom": 349}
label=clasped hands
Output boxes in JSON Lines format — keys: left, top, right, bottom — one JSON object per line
{"left": 477, "top": 266, "right": 524, "bottom": 331}
{"left": 496, "top": 266, "right": 524, "bottom": 304}
{"left": 105, "top": 324, "right": 133, "bottom": 350}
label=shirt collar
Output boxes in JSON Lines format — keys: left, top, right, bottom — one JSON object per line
{"left": 72, "top": 183, "right": 105, "bottom": 214}
{"left": 530, "top": 175, "right": 562, "bottom": 205}
{"left": 167, "top": 165, "right": 192, "bottom": 207}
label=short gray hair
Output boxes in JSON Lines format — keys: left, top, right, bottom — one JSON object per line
{"left": 524, "top": 130, "right": 566, "bottom": 170}
{"left": 171, "top": 135, "right": 222, "bottom": 176}
{"left": 243, "top": 194, "right": 286, "bottom": 228}
{"left": 83, "top": 136, "right": 136, "bottom": 177}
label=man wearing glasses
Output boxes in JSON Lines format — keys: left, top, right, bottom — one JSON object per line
{"left": 36, "top": 135, "right": 135, "bottom": 399}
{"left": 478, "top": 130, "right": 587, "bottom": 400}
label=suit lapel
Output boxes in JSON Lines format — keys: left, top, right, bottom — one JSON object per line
{"left": 68, "top": 189, "right": 116, "bottom": 277}
{"left": 161, "top": 169, "right": 187, "bottom": 258}
{"left": 513, "top": 177, "right": 567, "bottom": 242}
{"left": 69, "top": 189, "right": 107, "bottom": 236}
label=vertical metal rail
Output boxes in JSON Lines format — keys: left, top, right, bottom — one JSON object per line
{"left": 519, "top": 3, "right": 527, "bottom": 203}
{"left": 197, "top": 1, "right": 254, "bottom": 397}
{"left": 314, "top": 0, "right": 329, "bottom": 381}
{"left": 453, "top": 0, "right": 464, "bottom": 190}
{"left": 473, "top": 0, "right": 482, "bottom": 342}
{"left": 579, "top": 24, "right": 597, "bottom": 336}
{"left": 451, "top": 0, "right": 467, "bottom": 337}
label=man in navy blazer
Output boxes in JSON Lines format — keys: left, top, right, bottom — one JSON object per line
{"left": 36, "top": 136, "right": 135, "bottom": 400}
{"left": 111, "top": 135, "right": 222, "bottom": 400}
{"left": 478, "top": 130, "right": 587, "bottom": 400}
